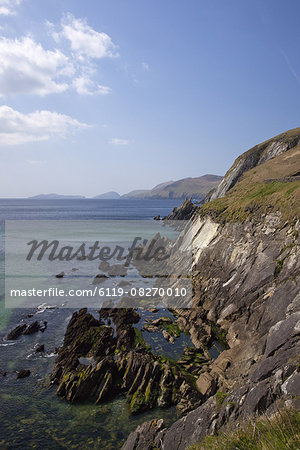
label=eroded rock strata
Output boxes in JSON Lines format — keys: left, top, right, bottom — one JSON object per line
{"left": 50, "top": 128, "right": 300, "bottom": 448}
{"left": 50, "top": 307, "right": 205, "bottom": 414}
{"left": 122, "top": 128, "right": 300, "bottom": 448}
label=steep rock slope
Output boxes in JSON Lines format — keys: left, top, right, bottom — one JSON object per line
{"left": 210, "top": 127, "right": 300, "bottom": 200}
{"left": 122, "top": 128, "right": 300, "bottom": 449}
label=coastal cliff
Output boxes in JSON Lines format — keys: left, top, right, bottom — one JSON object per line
{"left": 122, "top": 127, "right": 300, "bottom": 449}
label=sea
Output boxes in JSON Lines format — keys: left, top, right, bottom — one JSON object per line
{"left": 0, "top": 198, "right": 186, "bottom": 449}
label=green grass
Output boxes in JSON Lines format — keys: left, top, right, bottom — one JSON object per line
{"left": 215, "top": 391, "right": 228, "bottom": 408}
{"left": 133, "top": 327, "right": 151, "bottom": 351}
{"left": 201, "top": 180, "right": 300, "bottom": 224}
{"left": 188, "top": 408, "right": 300, "bottom": 450}
{"left": 201, "top": 138, "right": 300, "bottom": 224}
{"left": 162, "top": 322, "right": 181, "bottom": 337}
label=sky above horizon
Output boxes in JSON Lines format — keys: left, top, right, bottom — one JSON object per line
{"left": 0, "top": 0, "right": 299, "bottom": 197}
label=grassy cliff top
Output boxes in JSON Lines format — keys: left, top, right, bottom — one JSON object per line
{"left": 201, "top": 130, "right": 300, "bottom": 223}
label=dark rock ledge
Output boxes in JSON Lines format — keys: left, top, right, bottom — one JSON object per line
{"left": 50, "top": 308, "right": 209, "bottom": 415}
{"left": 7, "top": 320, "right": 47, "bottom": 340}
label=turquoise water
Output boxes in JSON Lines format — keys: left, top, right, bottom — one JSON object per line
{"left": 0, "top": 199, "right": 185, "bottom": 449}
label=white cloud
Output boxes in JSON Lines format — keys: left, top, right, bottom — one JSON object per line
{"left": 48, "top": 14, "right": 118, "bottom": 96}
{"left": 0, "top": 105, "right": 89, "bottom": 146}
{"left": 97, "top": 84, "right": 111, "bottom": 95}
{"left": 109, "top": 138, "right": 130, "bottom": 146}
{"left": 26, "top": 159, "right": 45, "bottom": 165}
{"left": 73, "top": 75, "right": 111, "bottom": 95}
{"left": 56, "top": 13, "right": 119, "bottom": 60}
{"left": 0, "top": 0, "right": 22, "bottom": 15}
{"left": 0, "top": 15, "right": 117, "bottom": 97}
{"left": 141, "top": 62, "right": 149, "bottom": 71}
{"left": 0, "top": 36, "right": 72, "bottom": 96}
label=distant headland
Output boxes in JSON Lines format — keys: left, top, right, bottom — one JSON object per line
{"left": 28, "top": 174, "right": 223, "bottom": 201}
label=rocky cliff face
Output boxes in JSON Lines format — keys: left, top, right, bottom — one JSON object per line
{"left": 122, "top": 128, "right": 300, "bottom": 449}
{"left": 209, "top": 127, "right": 300, "bottom": 200}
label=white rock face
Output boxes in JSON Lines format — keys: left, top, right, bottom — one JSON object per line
{"left": 179, "top": 216, "right": 219, "bottom": 265}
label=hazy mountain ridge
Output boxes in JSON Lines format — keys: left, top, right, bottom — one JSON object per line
{"left": 122, "top": 175, "right": 223, "bottom": 200}
{"left": 93, "top": 191, "right": 120, "bottom": 199}
{"left": 29, "top": 193, "right": 85, "bottom": 199}
{"left": 29, "top": 175, "right": 223, "bottom": 200}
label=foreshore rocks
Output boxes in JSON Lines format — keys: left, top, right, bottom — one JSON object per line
{"left": 50, "top": 308, "right": 204, "bottom": 414}
{"left": 7, "top": 321, "right": 47, "bottom": 340}
{"left": 164, "top": 198, "right": 197, "bottom": 221}
{"left": 16, "top": 369, "right": 31, "bottom": 379}
{"left": 7, "top": 324, "right": 27, "bottom": 340}
{"left": 35, "top": 344, "right": 45, "bottom": 353}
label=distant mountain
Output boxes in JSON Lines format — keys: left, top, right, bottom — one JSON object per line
{"left": 28, "top": 175, "right": 223, "bottom": 201}
{"left": 122, "top": 175, "right": 223, "bottom": 200}
{"left": 93, "top": 191, "right": 120, "bottom": 199}
{"left": 123, "top": 181, "right": 174, "bottom": 199}
{"left": 29, "top": 193, "right": 86, "bottom": 199}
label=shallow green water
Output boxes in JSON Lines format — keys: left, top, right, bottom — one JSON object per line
{"left": 0, "top": 305, "right": 182, "bottom": 449}
{"left": 0, "top": 382, "right": 179, "bottom": 449}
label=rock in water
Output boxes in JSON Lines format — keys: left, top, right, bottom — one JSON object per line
{"left": 51, "top": 308, "right": 202, "bottom": 414}
{"left": 35, "top": 344, "right": 45, "bottom": 353}
{"left": 164, "top": 198, "right": 197, "bottom": 220}
{"left": 55, "top": 272, "right": 65, "bottom": 278}
{"left": 16, "top": 369, "right": 31, "bottom": 379}
{"left": 24, "top": 321, "right": 47, "bottom": 335}
{"left": 92, "top": 274, "right": 108, "bottom": 284}
{"left": 7, "top": 324, "right": 27, "bottom": 340}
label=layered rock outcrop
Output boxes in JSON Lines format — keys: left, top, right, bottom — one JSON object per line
{"left": 122, "top": 128, "right": 300, "bottom": 449}
{"left": 50, "top": 308, "right": 203, "bottom": 414}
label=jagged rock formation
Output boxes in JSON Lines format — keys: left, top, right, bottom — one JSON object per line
{"left": 50, "top": 308, "right": 203, "bottom": 414}
{"left": 7, "top": 320, "right": 47, "bottom": 340}
{"left": 163, "top": 198, "right": 197, "bottom": 220}
{"left": 122, "top": 127, "right": 300, "bottom": 449}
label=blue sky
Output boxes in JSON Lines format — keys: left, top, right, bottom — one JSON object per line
{"left": 0, "top": 0, "right": 299, "bottom": 197}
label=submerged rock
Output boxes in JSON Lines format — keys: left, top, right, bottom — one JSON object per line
{"left": 16, "top": 369, "right": 31, "bottom": 379}
{"left": 55, "top": 271, "right": 65, "bottom": 278}
{"left": 24, "top": 321, "right": 47, "bottom": 335}
{"left": 107, "top": 264, "right": 128, "bottom": 277}
{"left": 7, "top": 324, "right": 27, "bottom": 340}
{"left": 35, "top": 344, "right": 45, "bottom": 353}
{"left": 7, "top": 321, "right": 47, "bottom": 340}
{"left": 92, "top": 273, "right": 108, "bottom": 284}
